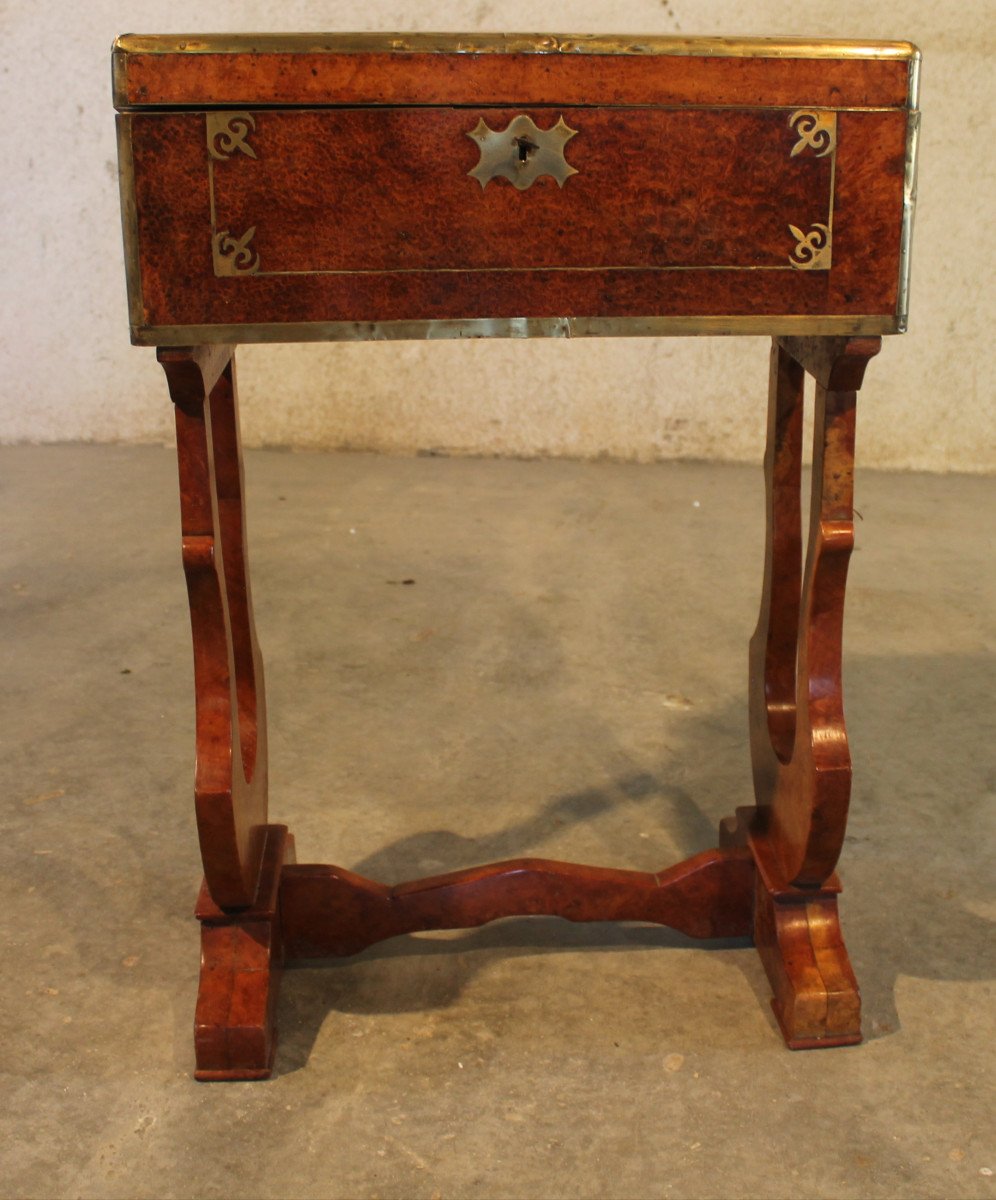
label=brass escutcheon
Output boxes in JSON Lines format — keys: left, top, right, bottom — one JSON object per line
{"left": 467, "top": 114, "right": 579, "bottom": 190}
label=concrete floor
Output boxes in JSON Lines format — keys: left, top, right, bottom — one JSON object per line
{"left": 1, "top": 445, "right": 993, "bottom": 1200}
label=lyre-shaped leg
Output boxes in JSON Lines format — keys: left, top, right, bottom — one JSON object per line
{"left": 742, "top": 335, "right": 881, "bottom": 1048}
{"left": 159, "top": 345, "right": 286, "bottom": 1079}
{"left": 159, "top": 345, "right": 270, "bottom": 907}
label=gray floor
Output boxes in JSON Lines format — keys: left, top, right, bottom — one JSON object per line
{"left": 2, "top": 446, "right": 993, "bottom": 1200}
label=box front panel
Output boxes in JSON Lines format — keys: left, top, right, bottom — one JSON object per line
{"left": 122, "top": 102, "right": 908, "bottom": 341}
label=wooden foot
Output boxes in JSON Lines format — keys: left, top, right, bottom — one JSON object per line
{"left": 722, "top": 806, "right": 861, "bottom": 1048}
{"left": 750, "top": 814, "right": 860, "bottom": 1048}
{"left": 194, "top": 826, "right": 291, "bottom": 1081}
{"left": 755, "top": 877, "right": 861, "bottom": 1050}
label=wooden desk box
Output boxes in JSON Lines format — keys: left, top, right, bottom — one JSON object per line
{"left": 114, "top": 34, "right": 919, "bottom": 345}
{"left": 113, "top": 34, "right": 920, "bottom": 1080}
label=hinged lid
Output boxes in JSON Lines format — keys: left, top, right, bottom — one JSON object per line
{"left": 113, "top": 33, "right": 920, "bottom": 111}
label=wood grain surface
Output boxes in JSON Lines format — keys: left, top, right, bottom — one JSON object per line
{"left": 116, "top": 48, "right": 913, "bottom": 110}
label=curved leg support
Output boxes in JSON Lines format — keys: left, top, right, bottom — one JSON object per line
{"left": 737, "top": 336, "right": 880, "bottom": 1048}
{"left": 159, "top": 345, "right": 268, "bottom": 909}
{"left": 749, "top": 340, "right": 804, "bottom": 795}
{"left": 749, "top": 335, "right": 880, "bottom": 888}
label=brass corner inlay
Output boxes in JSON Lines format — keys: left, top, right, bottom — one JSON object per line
{"left": 135, "top": 315, "right": 902, "bottom": 348}
{"left": 207, "top": 112, "right": 257, "bottom": 161}
{"left": 788, "top": 110, "right": 837, "bottom": 158}
{"left": 788, "top": 223, "right": 832, "bottom": 270}
{"left": 213, "top": 228, "right": 260, "bottom": 275}
{"left": 467, "top": 115, "right": 578, "bottom": 190}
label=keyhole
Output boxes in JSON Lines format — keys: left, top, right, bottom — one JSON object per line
{"left": 514, "top": 136, "right": 538, "bottom": 163}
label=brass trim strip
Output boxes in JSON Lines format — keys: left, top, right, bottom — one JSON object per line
{"left": 135, "top": 314, "right": 900, "bottom": 347}
{"left": 895, "top": 45, "right": 922, "bottom": 329}
{"left": 256, "top": 265, "right": 802, "bottom": 277}
{"left": 113, "top": 33, "right": 920, "bottom": 62}
{"left": 908, "top": 45, "right": 922, "bottom": 109}
{"left": 111, "top": 40, "right": 129, "bottom": 108}
{"left": 115, "top": 114, "right": 145, "bottom": 331}
{"left": 122, "top": 102, "right": 912, "bottom": 115}
{"left": 897, "top": 105, "right": 921, "bottom": 332}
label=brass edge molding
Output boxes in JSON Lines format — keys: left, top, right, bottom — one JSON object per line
{"left": 136, "top": 314, "right": 900, "bottom": 347}
{"left": 896, "top": 46, "right": 922, "bottom": 329}
{"left": 117, "top": 102, "right": 910, "bottom": 115}
{"left": 111, "top": 39, "right": 129, "bottom": 107}
{"left": 115, "top": 114, "right": 144, "bottom": 331}
{"left": 113, "top": 33, "right": 920, "bottom": 61}
{"left": 897, "top": 106, "right": 920, "bottom": 332}
{"left": 908, "top": 46, "right": 922, "bottom": 109}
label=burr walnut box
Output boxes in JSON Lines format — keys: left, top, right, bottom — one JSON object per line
{"left": 113, "top": 34, "right": 919, "bottom": 346}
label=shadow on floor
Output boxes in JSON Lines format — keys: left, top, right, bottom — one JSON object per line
{"left": 268, "top": 650, "right": 996, "bottom": 1076}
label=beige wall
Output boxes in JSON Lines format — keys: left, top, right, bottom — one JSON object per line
{"left": 2, "top": 1, "right": 993, "bottom": 471}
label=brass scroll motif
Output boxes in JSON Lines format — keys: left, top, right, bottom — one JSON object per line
{"left": 207, "top": 112, "right": 257, "bottom": 161}
{"left": 788, "top": 110, "right": 837, "bottom": 158}
{"left": 213, "top": 228, "right": 260, "bottom": 275}
{"left": 467, "top": 115, "right": 578, "bottom": 190}
{"left": 788, "top": 223, "right": 832, "bottom": 270}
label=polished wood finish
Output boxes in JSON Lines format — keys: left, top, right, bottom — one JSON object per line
{"left": 122, "top": 35, "right": 914, "bottom": 1077}
{"left": 721, "top": 809, "right": 861, "bottom": 1048}
{"left": 202, "top": 108, "right": 833, "bottom": 270}
{"left": 736, "top": 333, "right": 882, "bottom": 1048}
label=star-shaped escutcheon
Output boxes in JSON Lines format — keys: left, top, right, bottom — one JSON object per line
{"left": 467, "top": 114, "right": 579, "bottom": 191}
